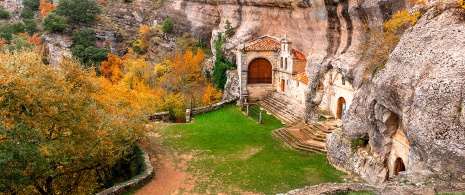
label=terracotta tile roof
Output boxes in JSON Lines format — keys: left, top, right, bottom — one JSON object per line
{"left": 241, "top": 36, "right": 307, "bottom": 60}
{"left": 292, "top": 71, "right": 308, "bottom": 84}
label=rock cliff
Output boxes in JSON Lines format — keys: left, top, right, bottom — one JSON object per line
{"left": 165, "top": 0, "right": 465, "bottom": 185}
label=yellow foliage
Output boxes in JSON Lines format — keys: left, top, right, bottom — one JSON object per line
{"left": 202, "top": 83, "right": 222, "bottom": 105}
{"left": 132, "top": 39, "right": 147, "bottom": 53}
{"left": 383, "top": 9, "right": 421, "bottom": 33}
{"left": 459, "top": 0, "right": 465, "bottom": 9}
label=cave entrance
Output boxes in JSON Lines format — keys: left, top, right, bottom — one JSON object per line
{"left": 248, "top": 58, "right": 272, "bottom": 84}
{"left": 394, "top": 157, "right": 406, "bottom": 175}
{"left": 337, "top": 97, "right": 346, "bottom": 119}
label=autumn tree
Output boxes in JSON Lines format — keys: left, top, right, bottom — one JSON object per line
{"left": 203, "top": 83, "right": 222, "bottom": 105}
{"left": 38, "top": 0, "right": 55, "bottom": 18}
{"left": 100, "top": 53, "right": 124, "bottom": 82}
{"left": 0, "top": 49, "right": 150, "bottom": 194}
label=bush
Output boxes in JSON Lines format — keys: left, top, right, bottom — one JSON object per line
{"left": 20, "top": 7, "right": 34, "bottom": 19}
{"left": 224, "top": 20, "right": 234, "bottom": 38}
{"left": 0, "top": 6, "right": 11, "bottom": 19}
{"left": 54, "top": 0, "right": 100, "bottom": 25}
{"left": 162, "top": 17, "right": 173, "bottom": 34}
{"left": 212, "top": 32, "right": 233, "bottom": 89}
{"left": 43, "top": 13, "right": 67, "bottom": 32}
{"left": 23, "top": 19, "right": 38, "bottom": 34}
{"left": 23, "top": 0, "right": 40, "bottom": 10}
{"left": 72, "top": 29, "right": 96, "bottom": 48}
{"left": 71, "top": 29, "right": 108, "bottom": 69}
{"left": 123, "top": 0, "right": 133, "bottom": 2}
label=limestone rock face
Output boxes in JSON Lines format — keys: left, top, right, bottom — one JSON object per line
{"left": 221, "top": 70, "right": 240, "bottom": 100}
{"left": 328, "top": 2, "right": 465, "bottom": 184}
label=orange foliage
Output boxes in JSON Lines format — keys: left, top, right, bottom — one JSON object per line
{"left": 100, "top": 0, "right": 105, "bottom": 5}
{"left": 100, "top": 54, "right": 124, "bottom": 82}
{"left": 39, "top": 0, "right": 56, "bottom": 18}
{"left": 140, "top": 25, "right": 150, "bottom": 36}
{"left": 0, "top": 38, "right": 7, "bottom": 47}
{"left": 28, "top": 33, "right": 41, "bottom": 46}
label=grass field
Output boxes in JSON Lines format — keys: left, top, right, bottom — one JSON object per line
{"left": 157, "top": 104, "right": 345, "bottom": 194}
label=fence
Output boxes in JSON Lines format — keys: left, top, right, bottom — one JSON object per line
{"left": 242, "top": 104, "right": 263, "bottom": 124}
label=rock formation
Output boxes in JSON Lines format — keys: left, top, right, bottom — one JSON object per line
{"left": 164, "top": 0, "right": 465, "bottom": 185}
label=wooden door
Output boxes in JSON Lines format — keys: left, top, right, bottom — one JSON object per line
{"left": 248, "top": 58, "right": 272, "bottom": 83}
{"left": 281, "top": 79, "right": 285, "bottom": 92}
{"left": 337, "top": 97, "right": 346, "bottom": 119}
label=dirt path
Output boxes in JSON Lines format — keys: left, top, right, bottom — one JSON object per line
{"left": 136, "top": 137, "right": 195, "bottom": 195}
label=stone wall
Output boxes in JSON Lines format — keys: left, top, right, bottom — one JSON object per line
{"left": 96, "top": 148, "right": 154, "bottom": 195}
{"left": 186, "top": 98, "right": 236, "bottom": 122}
{"left": 318, "top": 69, "right": 354, "bottom": 119}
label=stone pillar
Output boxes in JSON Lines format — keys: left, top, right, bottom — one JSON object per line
{"left": 185, "top": 109, "right": 191, "bottom": 123}
{"left": 239, "top": 52, "right": 248, "bottom": 103}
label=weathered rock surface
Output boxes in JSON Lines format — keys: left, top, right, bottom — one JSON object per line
{"left": 221, "top": 70, "right": 240, "bottom": 100}
{"left": 327, "top": 0, "right": 465, "bottom": 185}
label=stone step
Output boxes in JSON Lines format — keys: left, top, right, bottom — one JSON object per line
{"left": 272, "top": 128, "right": 327, "bottom": 154}
{"left": 259, "top": 102, "right": 301, "bottom": 124}
{"left": 300, "top": 127, "right": 326, "bottom": 142}
{"left": 260, "top": 99, "right": 304, "bottom": 117}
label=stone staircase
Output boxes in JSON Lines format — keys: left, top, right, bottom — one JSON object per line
{"left": 271, "top": 119, "right": 342, "bottom": 154}
{"left": 258, "top": 92, "right": 305, "bottom": 124}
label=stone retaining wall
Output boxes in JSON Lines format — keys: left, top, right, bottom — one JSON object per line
{"left": 96, "top": 148, "right": 154, "bottom": 195}
{"left": 186, "top": 99, "right": 237, "bottom": 122}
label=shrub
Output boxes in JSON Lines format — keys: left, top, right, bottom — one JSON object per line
{"left": 23, "top": 19, "right": 39, "bottom": 34}
{"left": 224, "top": 20, "right": 234, "bottom": 38}
{"left": 23, "top": 0, "right": 40, "bottom": 10}
{"left": 20, "top": 7, "right": 35, "bottom": 19}
{"left": 0, "top": 6, "right": 11, "bottom": 19}
{"left": 54, "top": 0, "right": 100, "bottom": 25}
{"left": 72, "top": 29, "right": 96, "bottom": 48}
{"left": 43, "top": 13, "right": 67, "bottom": 32}
{"left": 212, "top": 32, "right": 233, "bottom": 89}
{"left": 123, "top": 0, "right": 133, "bottom": 2}
{"left": 162, "top": 17, "right": 173, "bottom": 34}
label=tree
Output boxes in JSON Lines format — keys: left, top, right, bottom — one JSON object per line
{"left": 213, "top": 32, "right": 233, "bottom": 89}
{"left": 43, "top": 13, "right": 68, "bottom": 32}
{"left": 23, "top": 0, "right": 40, "bottom": 10}
{"left": 0, "top": 49, "right": 149, "bottom": 194}
{"left": 224, "top": 20, "right": 234, "bottom": 38}
{"left": 100, "top": 53, "right": 124, "bottom": 82}
{"left": 54, "top": 0, "right": 100, "bottom": 25}
{"left": 72, "top": 29, "right": 96, "bottom": 47}
{"left": 0, "top": 6, "right": 12, "bottom": 19}
{"left": 162, "top": 17, "right": 173, "bottom": 34}
{"left": 28, "top": 33, "right": 41, "bottom": 45}
{"left": 20, "top": 7, "right": 35, "bottom": 19}
{"left": 203, "top": 83, "right": 222, "bottom": 105}
{"left": 24, "top": 19, "right": 39, "bottom": 34}
{"left": 38, "top": 0, "right": 55, "bottom": 18}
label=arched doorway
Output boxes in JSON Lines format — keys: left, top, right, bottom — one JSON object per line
{"left": 248, "top": 58, "right": 272, "bottom": 84}
{"left": 337, "top": 97, "right": 346, "bottom": 119}
{"left": 394, "top": 158, "right": 406, "bottom": 175}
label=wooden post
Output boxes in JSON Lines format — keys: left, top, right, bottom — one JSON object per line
{"left": 259, "top": 111, "right": 262, "bottom": 124}
{"left": 246, "top": 105, "right": 249, "bottom": 116}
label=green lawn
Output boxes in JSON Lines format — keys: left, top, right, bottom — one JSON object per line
{"left": 158, "top": 104, "right": 345, "bottom": 194}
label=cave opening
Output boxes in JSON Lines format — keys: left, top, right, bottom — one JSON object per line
{"left": 394, "top": 157, "right": 406, "bottom": 175}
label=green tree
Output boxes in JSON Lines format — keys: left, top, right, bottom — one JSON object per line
{"left": 72, "top": 29, "right": 96, "bottom": 47}
{"left": 213, "top": 32, "right": 233, "bottom": 89}
{"left": 23, "top": 19, "right": 39, "bottom": 34}
{"left": 20, "top": 7, "right": 35, "bottom": 19}
{"left": 23, "top": 0, "right": 40, "bottom": 10}
{"left": 224, "top": 20, "right": 234, "bottom": 38}
{"left": 54, "top": 0, "right": 100, "bottom": 25}
{"left": 0, "top": 6, "right": 12, "bottom": 19}
{"left": 71, "top": 45, "right": 108, "bottom": 69}
{"left": 43, "top": 13, "right": 67, "bottom": 32}
{"left": 162, "top": 17, "right": 173, "bottom": 34}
